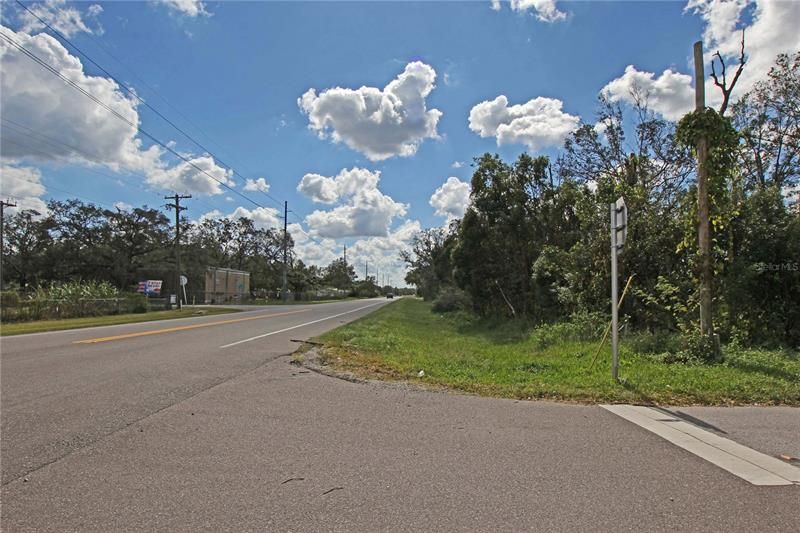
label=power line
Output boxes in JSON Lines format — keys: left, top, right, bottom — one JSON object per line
{"left": 14, "top": 0, "right": 286, "bottom": 210}
{"left": 2, "top": 20, "right": 321, "bottom": 242}
{"left": 1, "top": 118, "right": 222, "bottom": 213}
{"left": 0, "top": 30, "right": 272, "bottom": 213}
{"left": 1, "top": 123, "right": 219, "bottom": 214}
{"left": 286, "top": 209, "right": 327, "bottom": 248}
{"left": 0, "top": 163, "right": 116, "bottom": 209}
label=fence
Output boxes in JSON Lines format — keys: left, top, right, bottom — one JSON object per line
{"left": 0, "top": 294, "right": 153, "bottom": 322}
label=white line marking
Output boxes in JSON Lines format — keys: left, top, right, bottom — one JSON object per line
{"left": 601, "top": 404, "right": 800, "bottom": 486}
{"left": 0, "top": 307, "right": 288, "bottom": 339}
{"left": 219, "top": 301, "right": 385, "bottom": 348}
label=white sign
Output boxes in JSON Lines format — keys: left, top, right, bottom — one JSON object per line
{"left": 615, "top": 197, "right": 627, "bottom": 248}
{"left": 179, "top": 275, "right": 188, "bottom": 286}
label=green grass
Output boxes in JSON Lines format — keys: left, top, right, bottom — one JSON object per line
{"left": 315, "top": 298, "right": 800, "bottom": 406}
{"left": 0, "top": 306, "right": 239, "bottom": 336}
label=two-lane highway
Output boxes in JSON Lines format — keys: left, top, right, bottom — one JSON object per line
{"left": 0, "top": 298, "right": 391, "bottom": 486}
{"left": 2, "top": 296, "right": 798, "bottom": 531}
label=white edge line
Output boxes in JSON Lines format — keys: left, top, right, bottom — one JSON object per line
{"left": 219, "top": 301, "right": 385, "bottom": 349}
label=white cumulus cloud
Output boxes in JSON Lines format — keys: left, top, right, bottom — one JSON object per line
{"left": 229, "top": 206, "right": 281, "bottom": 229}
{"left": 430, "top": 177, "right": 471, "bottom": 220}
{"left": 243, "top": 177, "right": 270, "bottom": 193}
{"left": 491, "top": 0, "right": 567, "bottom": 22}
{"left": 297, "top": 167, "right": 379, "bottom": 204}
{"left": 17, "top": 0, "right": 103, "bottom": 37}
{"left": 300, "top": 168, "right": 408, "bottom": 239}
{"left": 298, "top": 61, "right": 442, "bottom": 161}
{"left": 602, "top": 0, "right": 800, "bottom": 121}
{"left": 0, "top": 163, "right": 48, "bottom": 213}
{"left": 287, "top": 218, "right": 421, "bottom": 287}
{"left": 601, "top": 66, "right": 695, "bottom": 121}
{"left": 688, "top": 0, "right": 800, "bottom": 97}
{"left": 0, "top": 26, "right": 252, "bottom": 200}
{"left": 146, "top": 155, "right": 233, "bottom": 195}
{"left": 0, "top": 26, "right": 162, "bottom": 174}
{"left": 198, "top": 206, "right": 281, "bottom": 230}
{"left": 469, "top": 95, "right": 580, "bottom": 151}
{"left": 158, "top": 0, "right": 210, "bottom": 18}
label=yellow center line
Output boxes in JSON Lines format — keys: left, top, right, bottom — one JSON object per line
{"left": 73, "top": 309, "right": 311, "bottom": 344}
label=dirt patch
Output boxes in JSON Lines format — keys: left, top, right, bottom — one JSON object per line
{"left": 292, "top": 345, "right": 452, "bottom": 395}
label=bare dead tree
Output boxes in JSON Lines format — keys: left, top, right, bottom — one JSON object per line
{"left": 711, "top": 30, "right": 746, "bottom": 116}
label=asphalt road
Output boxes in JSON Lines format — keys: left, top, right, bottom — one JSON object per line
{"left": 1, "top": 298, "right": 798, "bottom": 531}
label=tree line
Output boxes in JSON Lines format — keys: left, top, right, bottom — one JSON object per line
{"left": 0, "top": 200, "right": 393, "bottom": 299}
{"left": 402, "top": 52, "right": 799, "bottom": 348}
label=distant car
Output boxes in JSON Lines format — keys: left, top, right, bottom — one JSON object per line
{"left": 386, "top": 293, "right": 394, "bottom": 299}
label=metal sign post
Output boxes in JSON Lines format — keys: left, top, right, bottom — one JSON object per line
{"left": 610, "top": 197, "right": 627, "bottom": 382}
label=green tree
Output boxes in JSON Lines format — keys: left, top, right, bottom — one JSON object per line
{"left": 321, "top": 258, "right": 356, "bottom": 290}
{"left": 2, "top": 209, "right": 52, "bottom": 288}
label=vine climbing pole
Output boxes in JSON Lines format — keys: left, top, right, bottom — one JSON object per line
{"left": 693, "top": 41, "right": 714, "bottom": 338}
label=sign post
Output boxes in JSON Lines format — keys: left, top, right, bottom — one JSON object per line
{"left": 610, "top": 197, "right": 627, "bottom": 382}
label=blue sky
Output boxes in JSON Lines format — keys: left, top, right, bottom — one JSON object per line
{"left": 1, "top": 0, "right": 797, "bottom": 284}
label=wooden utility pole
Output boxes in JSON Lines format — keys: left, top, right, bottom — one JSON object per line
{"left": 693, "top": 41, "right": 713, "bottom": 337}
{"left": 1, "top": 200, "right": 18, "bottom": 291}
{"left": 165, "top": 194, "right": 191, "bottom": 310}
{"left": 282, "top": 200, "right": 288, "bottom": 302}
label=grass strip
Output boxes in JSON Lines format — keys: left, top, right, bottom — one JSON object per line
{"left": 315, "top": 299, "right": 800, "bottom": 406}
{"left": 0, "top": 306, "right": 239, "bottom": 336}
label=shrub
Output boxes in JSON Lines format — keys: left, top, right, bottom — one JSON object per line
{"left": 628, "top": 331, "right": 682, "bottom": 355}
{"left": 432, "top": 287, "right": 471, "bottom": 313}
{"left": 1, "top": 291, "right": 20, "bottom": 307}
{"left": 659, "top": 331, "right": 722, "bottom": 365}
{"left": 531, "top": 311, "right": 607, "bottom": 349}
{"left": 125, "top": 293, "right": 148, "bottom": 313}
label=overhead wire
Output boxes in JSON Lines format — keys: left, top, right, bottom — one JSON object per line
{"left": 0, "top": 29, "right": 274, "bottom": 214}
{"left": 0, "top": 118, "right": 221, "bottom": 214}
{"left": 1, "top": 122, "right": 289, "bottom": 232}
{"left": 14, "top": 0, "right": 286, "bottom": 210}
{"left": 0, "top": 153, "right": 117, "bottom": 209}
{"left": 2, "top": 10, "right": 326, "bottom": 242}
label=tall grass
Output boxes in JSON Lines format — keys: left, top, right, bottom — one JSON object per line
{"left": 1, "top": 281, "right": 147, "bottom": 322}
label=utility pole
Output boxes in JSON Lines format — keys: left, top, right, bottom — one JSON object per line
{"left": 694, "top": 41, "right": 713, "bottom": 337}
{"left": 282, "top": 200, "right": 288, "bottom": 302}
{"left": 343, "top": 244, "right": 347, "bottom": 266}
{"left": 1, "top": 200, "right": 18, "bottom": 291}
{"left": 165, "top": 194, "right": 191, "bottom": 310}
{"left": 365, "top": 261, "right": 368, "bottom": 280}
